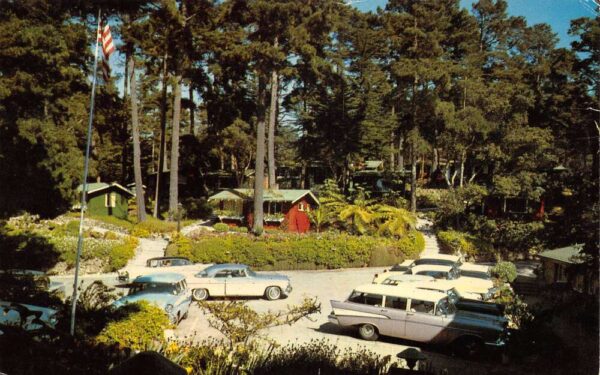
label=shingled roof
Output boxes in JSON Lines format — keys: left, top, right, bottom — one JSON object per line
{"left": 209, "top": 189, "right": 319, "bottom": 206}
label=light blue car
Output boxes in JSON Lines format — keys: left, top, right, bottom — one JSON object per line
{"left": 113, "top": 273, "right": 192, "bottom": 324}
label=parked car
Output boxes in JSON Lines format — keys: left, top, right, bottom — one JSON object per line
{"left": 0, "top": 301, "right": 59, "bottom": 332}
{"left": 328, "top": 284, "right": 507, "bottom": 357}
{"left": 408, "top": 279, "right": 483, "bottom": 302}
{"left": 379, "top": 274, "right": 435, "bottom": 285}
{"left": 372, "top": 260, "right": 414, "bottom": 283}
{"left": 113, "top": 273, "right": 191, "bottom": 324}
{"left": 409, "top": 254, "right": 463, "bottom": 268}
{"left": 459, "top": 263, "right": 492, "bottom": 280}
{"left": 187, "top": 263, "right": 292, "bottom": 301}
{"left": 146, "top": 257, "right": 193, "bottom": 267}
{"left": 408, "top": 264, "right": 460, "bottom": 280}
{"left": 0, "top": 269, "right": 65, "bottom": 296}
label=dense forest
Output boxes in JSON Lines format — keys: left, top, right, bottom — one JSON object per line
{"left": 0, "top": 0, "right": 597, "bottom": 239}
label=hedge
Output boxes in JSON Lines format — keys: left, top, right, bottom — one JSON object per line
{"left": 437, "top": 230, "right": 493, "bottom": 260}
{"left": 95, "top": 301, "right": 171, "bottom": 351}
{"left": 166, "top": 231, "right": 425, "bottom": 270}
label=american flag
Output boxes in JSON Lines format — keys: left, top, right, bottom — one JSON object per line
{"left": 98, "top": 19, "right": 115, "bottom": 82}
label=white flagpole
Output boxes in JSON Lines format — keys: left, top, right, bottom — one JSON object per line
{"left": 70, "top": 9, "right": 101, "bottom": 336}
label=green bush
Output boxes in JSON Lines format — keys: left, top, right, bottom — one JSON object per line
{"left": 467, "top": 216, "right": 545, "bottom": 255}
{"left": 133, "top": 217, "right": 177, "bottom": 235}
{"left": 437, "top": 229, "right": 493, "bottom": 260}
{"left": 491, "top": 261, "right": 518, "bottom": 283}
{"left": 95, "top": 301, "right": 171, "bottom": 351}
{"left": 168, "top": 232, "right": 422, "bottom": 270}
{"left": 107, "top": 236, "right": 138, "bottom": 271}
{"left": 213, "top": 223, "right": 230, "bottom": 232}
{"left": 181, "top": 197, "right": 213, "bottom": 219}
{"left": 130, "top": 226, "right": 151, "bottom": 238}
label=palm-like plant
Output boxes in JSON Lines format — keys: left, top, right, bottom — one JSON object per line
{"left": 309, "top": 207, "right": 329, "bottom": 233}
{"left": 375, "top": 205, "right": 416, "bottom": 238}
{"left": 339, "top": 195, "right": 377, "bottom": 235}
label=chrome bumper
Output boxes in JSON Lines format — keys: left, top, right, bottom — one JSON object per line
{"left": 328, "top": 314, "right": 339, "bottom": 325}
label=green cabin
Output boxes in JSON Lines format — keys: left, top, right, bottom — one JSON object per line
{"left": 76, "top": 182, "right": 134, "bottom": 219}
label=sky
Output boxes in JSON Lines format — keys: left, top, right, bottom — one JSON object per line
{"left": 354, "top": 0, "right": 598, "bottom": 48}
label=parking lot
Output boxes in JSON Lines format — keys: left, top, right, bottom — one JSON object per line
{"left": 174, "top": 266, "right": 498, "bottom": 372}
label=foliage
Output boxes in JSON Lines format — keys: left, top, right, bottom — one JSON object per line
{"left": 467, "top": 216, "right": 546, "bottom": 256}
{"left": 181, "top": 197, "right": 213, "bottom": 219}
{"left": 95, "top": 301, "right": 172, "bottom": 351}
{"left": 213, "top": 223, "right": 230, "bottom": 233}
{"left": 437, "top": 230, "right": 493, "bottom": 260}
{"left": 308, "top": 207, "right": 328, "bottom": 233}
{"left": 133, "top": 217, "right": 177, "bottom": 235}
{"left": 493, "top": 285, "right": 533, "bottom": 329}
{"left": 107, "top": 236, "right": 139, "bottom": 271}
{"left": 167, "top": 232, "right": 421, "bottom": 270}
{"left": 198, "top": 297, "right": 320, "bottom": 350}
{"left": 491, "top": 261, "right": 518, "bottom": 284}
{"left": 374, "top": 205, "right": 415, "bottom": 238}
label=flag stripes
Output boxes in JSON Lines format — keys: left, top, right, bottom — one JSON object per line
{"left": 97, "top": 20, "right": 115, "bottom": 82}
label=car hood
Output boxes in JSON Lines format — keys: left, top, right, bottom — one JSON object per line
{"left": 253, "top": 273, "right": 289, "bottom": 281}
{"left": 113, "top": 293, "right": 174, "bottom": 309}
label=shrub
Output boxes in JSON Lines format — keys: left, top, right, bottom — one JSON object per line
{"left": 168, "top": 232, "right": 423, "bottom": 270}
{"left": 467, "top": 216, "right": 545, "bottom": 255}
{"left": 437, "top": 230, "right": 493, "bottom": 260}
{"left": 213, "top": 223, "right": 230, "bottom": 233}
{"left": 103, "top": 231, "right": 120, "bottom": 240}
{"left": 130, "top": 226, "right": 151, "bottom": 238}
{"left": 107, "top": 236, "right": 138, "bottom": 271}
{"left": 491, "top": 261, "right": 518, "bottom": 283}
{"left": 95, "top": 301, "right": 171, "bottom": 351}
{"left": 133, "top": 217, "right": 177, "bottom": 235}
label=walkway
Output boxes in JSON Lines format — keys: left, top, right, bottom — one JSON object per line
{"left": 416, "top": 217, "right": 441, "bottom": 257}
{"left": 124, "top": 237, "right": 168, "bottom": 268}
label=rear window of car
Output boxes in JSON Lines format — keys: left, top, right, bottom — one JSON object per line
{"left": 171, "top": 259, "right": 191, "bottom": 266}
{"left": 384, "top": 296, "right": 407, "bottom": 310}
{"left": 415, "top": 270, "right": 448, "bottom": 279}
{"left": 413, "top": 259, "right": 454, "bottom": 267}
{"left": 460, "top": 270, "right": 489, "bottom": 279}
{"left": 348, "top": 292, "right": 383, "bottom": 306}
{"left": 390, "top": 264, "right": 409, "bottom": 272}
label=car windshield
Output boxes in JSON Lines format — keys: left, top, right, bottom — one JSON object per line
{"left": 447, "top": 288, "right": 461, "bottom": 304}
{"left": 129, "top": 282, "right": 179, "bottom": 295}
{"left": 245, "top": 268, "right": 257, "bottom": 277}
{"left": 436, "top": 297, "right": 456, "bottom": 316}
{"left": 390, "top": 264, "right": 409, "bottom": 272}
{"left": 461, "top": 270, "right": 490, "bottom": 280}
{"left": 416, "top": 270, "right": 448, "bottom": 279}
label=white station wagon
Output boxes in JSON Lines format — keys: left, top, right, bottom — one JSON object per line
{"left": 329, "top": 284, "right": 507, "bottom": 357}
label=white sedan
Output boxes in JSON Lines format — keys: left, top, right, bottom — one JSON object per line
{"left": 187, "top": 263, "right": 292, "bottom": 301}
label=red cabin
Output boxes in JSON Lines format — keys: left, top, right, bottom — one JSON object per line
{"left": 208, "top": 189, "right": 320, "bottom": 233}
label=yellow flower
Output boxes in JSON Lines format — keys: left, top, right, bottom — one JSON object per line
{"left": 185, "top": 366, "right": 193, "bottom": 374}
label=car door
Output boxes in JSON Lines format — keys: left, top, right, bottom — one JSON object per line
{"left": 404, "top": 299, "right": 447, "bottom": 343}
{"left": 225, "top": 269, "right": 256, "bottom": 296}
{"left": 172, "top": 281, "right": 191, "bottom": 316}
{"left": 376, "top": 295, "right": 407, "bottom": 338}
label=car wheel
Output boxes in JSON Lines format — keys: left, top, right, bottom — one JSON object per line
{"left": 182, "top": 310, "right": 189, "bottom": 320}
{"left": 453, "top": 336, "right": 484, "bottom": 358}
{"left": 192, "top": 288, "right": 209, "bottom": 301}
{"left": 358, "top": 324, "right": 379, "bottom": 341}
{"left": 265, "top": 286, "right": 282, "bottom": 300}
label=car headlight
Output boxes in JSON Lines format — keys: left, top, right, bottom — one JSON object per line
{"left": 165, "top": 304, "right": 174, "bottom": 313}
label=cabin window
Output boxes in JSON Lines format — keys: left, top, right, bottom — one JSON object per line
{"left": 105, "top": 192, "right": 116, "bottom": 208}
{"left": 298, "top": 202, "right": 310, "bottom": 212}
{"left": 384, "top": 296, "right": 407, "bottom": 310}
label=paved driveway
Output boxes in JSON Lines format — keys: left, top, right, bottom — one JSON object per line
{"left": 174, "top": 266, "right": 502, "bottom": 373}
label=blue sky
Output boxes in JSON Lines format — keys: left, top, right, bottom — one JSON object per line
{"left": 354, "top": 0, "right": 597, "bottom": 48}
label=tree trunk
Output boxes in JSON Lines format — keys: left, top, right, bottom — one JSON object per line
{"left": 153, "top": 52, "right": 168, "bottom": 218}
{"left": 397, "top": 134, "right": 404, "bottom": 172}
{"left": 390, "top": 105, "right": 395, "bottom": 171}
{"left": 410, "top": 145, "right": 417, "bottom": 213}
{"left": 169, "top": 75, "right": 182, "bottom": 216}
{"left": 459, "top": 150, "right": 466, "bottom": 187}
{"left": 189, "top": 85, "right": 195, "bottom": 136}
{"left": 121, "top": 51, "right": 130, "bottom": 184}
{"left": 432, "top": 147, "right": 439, "bottom": 175}
{"left": 267, "top": 40, "right": 279, "bottom": 190}
{"left": 128, "top": 55, "right": 146, "bottom": 222}
{"left": 253, "top": 76, "right": 268, "bottom": 235}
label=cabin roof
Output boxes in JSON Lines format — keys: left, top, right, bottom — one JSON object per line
{"left": 538, "top": 244, "right": 586, "bottom": 265}
{"left": 208, "top": 189, "right": 320, "bottom": 206}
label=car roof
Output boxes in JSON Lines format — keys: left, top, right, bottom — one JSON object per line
{"left": 133, "top": 273, "right": 186, "bottom": 283}
{"left": 410, "top": 280, "right": 457, "bottom": 291}
{"left": 352, "top": 283, "right": 448, "bottom": 302}
{"left": 202, "top": 263, "right": 248, "bottom": 273}
{"left": 411, "top": 264, "right": 454, "bottom": 273}
{"left": 147, "top": 256, "right": 190, "bottom": 261}
{"left": 459, "top": 263, "right": 490, "bottom": 272}
{"left": 399, "top": 260, "right": 415, "bottom": 266}
{"left": 418, "top": 254, "right": 460, "bottom": 262}
{"left": 384, "top": 274, "right": 434, "bottom": 282}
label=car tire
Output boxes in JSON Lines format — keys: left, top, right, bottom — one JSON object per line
{"left": 265, "top": 286, "right": 282, "bottom": 300}
{"left": 358, "top": 323, "right": 379, "bottom": 341}
{"left": 192, "top": 288, "right": 209, "bottom": 301}
{"left": 453, "top": 336, "right": 484, "bottom": 358}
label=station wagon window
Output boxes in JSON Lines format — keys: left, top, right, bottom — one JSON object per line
{"left": 348, "top": 291, "right": 383, "bottom": 306}
{"left": 409, "top": 299, "right": 435, "bottom": 314}
{"left": 384, "top": 296, "right": 407, "bottom": 310}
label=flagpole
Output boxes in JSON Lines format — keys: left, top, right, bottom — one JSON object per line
{"left": 70, "top": 9, "right": 101, "bottom": 336}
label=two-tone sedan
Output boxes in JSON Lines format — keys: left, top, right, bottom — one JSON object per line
{"left": 187, "top": 263, "right": 292, "bottom": 301}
